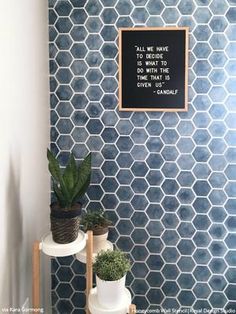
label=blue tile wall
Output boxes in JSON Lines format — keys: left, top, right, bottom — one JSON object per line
{"left": 49, "top": 0, "right": 236, "bottom": 312}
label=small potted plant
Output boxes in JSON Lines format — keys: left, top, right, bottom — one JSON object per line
{"left": 47, "top": 149, "right": 91, "bottom": 244}
{"left": 81, "top": 209, "right": 112, "bottom": 254}
{"left": 93, "top": 249, "right": 131, "bottom": 308}
{"left": 81, "top": 209, "right": 112, "bottom": 235}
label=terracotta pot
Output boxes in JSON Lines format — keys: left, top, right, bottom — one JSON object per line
{"left": 50, "top": 202, "right": 81, "bottom": 244}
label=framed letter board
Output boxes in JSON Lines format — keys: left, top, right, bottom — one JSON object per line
{"left": 118, "top": 27, "right": 189, "bottom": 111}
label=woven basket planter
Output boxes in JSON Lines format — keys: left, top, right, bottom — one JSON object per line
{"left": 50, "top": 202, "right": 81, "bottom": 244}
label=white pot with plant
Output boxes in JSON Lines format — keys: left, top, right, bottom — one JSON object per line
{"left": 93, "top": 249, "right": 131, "bottom": 309}
{"left": 80, "top": 209, "right": 112, "bottom": 253}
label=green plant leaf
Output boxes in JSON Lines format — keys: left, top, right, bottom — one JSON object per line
{"left": 73, "top": 176, "right": 90, "bottom": 202}
{"left": 72, "top": 153, "right": 92, "bottom": 201}
{"left": 93, "top": 250, "right": 131, "bottom": 281}
{"left": 53, "top": 183, "right": 67, "bottom": 207}
{"left": 80, "top": 209, "right": 112, "bottom": 231}
{"left": 71, "top": 154, "right": 79, "bottom": 183}
{"left": 63, "top": 154, "right": 76, "bottom": 191}
{"left": 47, "top": 149, "right": 91, "bottom": 208}
{"left": 47, "top": 149, "right": 70, "bottom": 206}
{"left": 47, "top": 149, "right": 62, "bottom": 183}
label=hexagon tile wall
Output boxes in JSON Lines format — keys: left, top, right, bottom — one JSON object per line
{"left": 49, "top": 0, "right": 236, "bottom": 312}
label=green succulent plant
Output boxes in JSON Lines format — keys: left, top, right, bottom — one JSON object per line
{"left": 47, "top": 149, "right": 91, "bottom": 209}
{"left": 80, "top": 209, "right": 112, "bottom": 231}
{"left": 93, "top": 249, "right": 131, "bottom": 281}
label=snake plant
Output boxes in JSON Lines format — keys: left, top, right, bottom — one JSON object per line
{"left": 47, "top": 149, "right": 91, "bottom": 209}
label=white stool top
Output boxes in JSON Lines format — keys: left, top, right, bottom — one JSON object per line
{"left": 76, "top": 240, "right": 113, "bottom": 263}
{"left": 40, "top": 231, "right": 86, "bottom": 257}
{"left": 89, "top": 287, "right": 132, "bottom": 314}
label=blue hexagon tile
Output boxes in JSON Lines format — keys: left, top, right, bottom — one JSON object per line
{"left": 49, "top": 0, "right": 236, "bottom": 312}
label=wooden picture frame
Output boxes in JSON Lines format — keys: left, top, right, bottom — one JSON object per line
{"left": 118, "top": 27, "right": 189, "bottom": 112}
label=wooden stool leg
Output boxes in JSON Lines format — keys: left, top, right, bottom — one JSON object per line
{"left": 129, "top": 304, "right": 136, "bottom": 314}
{"left": 32, "top": 241, "right": 41, "bottom": 309}
{"left": 86, "top": 231, "right": 93, "bottom": 314}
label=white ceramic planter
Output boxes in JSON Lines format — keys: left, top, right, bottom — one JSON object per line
{"left": 96, "top": 274, "right": 126, "bottom": 309}
{"left": 89, "top": 287, "right": 132, "bottom": 314}
{"left": 93, "top": 232, "right": 109, "bottom": 254}
{"left": 76, "top": 231, "right": 113, "bottom": 263}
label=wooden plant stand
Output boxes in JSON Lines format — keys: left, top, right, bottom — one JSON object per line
{"left": 32, "top": 231, "right": 136, "bottom": 314}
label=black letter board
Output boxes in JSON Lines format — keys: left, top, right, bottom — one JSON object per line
{"left": 118, "top": 27, "right": 189, "bottom": 111}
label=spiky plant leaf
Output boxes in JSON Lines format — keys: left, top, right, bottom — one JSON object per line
{"left": 47, "top": 149, "right": 62, "bottom": 183}
{"left": 53, "top": 183, "right": 67, "bottom": 208}
{"left": 71, "top": 154, "right": 79, "bottom": 183}
{"left": 72, "top": 176, "right": 90, "bottom": 204}
{"left": 47, "top": 149, "right": 71, "bottom": 204}
{"left": 47, "top": 149, "right": 92, "bottom": 209}
{"left": 72, "top": 153, "right": 91, "bottom": 201}
{"left": 63, "top": 154, "right": 76, "bottom": 192}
